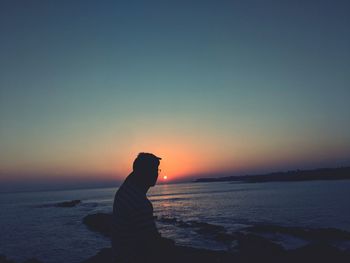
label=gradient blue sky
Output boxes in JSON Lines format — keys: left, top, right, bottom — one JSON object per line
{"left": 1, "top": 0, "right": 349, "bottom": 190}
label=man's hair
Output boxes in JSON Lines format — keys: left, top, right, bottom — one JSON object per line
{"left": 133, "top": 152, "right": 161, "bottom": 172}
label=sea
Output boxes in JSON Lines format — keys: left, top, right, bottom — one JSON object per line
{"left": 1, "top": 180, "right": 350, "bottom": 263}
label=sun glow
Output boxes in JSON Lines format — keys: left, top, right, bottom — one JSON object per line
{"left": 116, "top": 130, "right": 237, "bottom": 182}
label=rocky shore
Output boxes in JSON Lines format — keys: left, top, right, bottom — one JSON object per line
{"left": 2, "top": 211, "right": 350, "bottom": 263}
{"left": 82, "top": 213, "right": 350, "bottom": 263}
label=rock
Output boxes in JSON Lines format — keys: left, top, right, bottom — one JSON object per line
{"left": 83, "top": 213, "right": 113, "bottom": 237}
{"left": 174, "top": 245, "right": 237, "bottom": 263}
{"left": 55, "top": 200, "right": 81, "bottom": 207}
{"left": 245, "top": 225, "right": 350, "bottom": 242}
{"left": 82, "top": 248, "right": 114, "bottom": 263}
{"left": 214, "top": 232, "right": 237, "bottom": 243}
{"left": 0, "top": 255, "right": 16, "bottom": 263}
{"left": 159, "top": 216, "right": 231, "bottom": 241}
{"left": 81, "top": 246, "right": 237, "bottom": 263}
{"left": 81, "top": 214, "right": 350, "bottom": 262}
{"left": 288, "top": 242, "right": 350, "bottom": 263}
{"left": 23, "top": 259, "right": 44, "bottom": 263}
{"left": 237, "top": 232, "right": 285, "bottom": 256}
{"left": 0, "top": 256, "right": 43, "bottom": 263}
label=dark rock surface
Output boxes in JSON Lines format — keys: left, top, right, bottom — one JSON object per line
{"left": 81, "top": 246, "right": 237, "bottom": 263}
{"left": 236, "top": 232, "right": 285, "bottom": 257}
{"left": 82, "top": 243, "right": 350, "bottom": 263}
{"left": 23, "top": 259, "right": 44, "bottom": 263}
{"left": 0, "top": 255, "right": 43, "bottom": 263}
{"left": 83, "top": 213, "right": 113, "bottom": 237}
{"left": 82, "top": 213, "right": 350, "bottom": 262}
{"left": 4, "top": 212, "right": 350, "bottom": 263}
{"left": 0, "top": 255, "right": 16, "bottom": 263}
{"left": 55, "top": 200, "right": 81, "bottom": 207}
{"left": 288, "top": 243, "right": 350, "bottom": 263}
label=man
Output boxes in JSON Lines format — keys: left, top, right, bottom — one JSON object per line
{"left": 112, "top": 153, "right": 174, "bottom": 263}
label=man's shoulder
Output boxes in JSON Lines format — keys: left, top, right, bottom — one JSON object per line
{"left": 113, "top": 182, "right": 146, "bottom": 210}
{"left": 116, "top": 181, "right": 142, "bottom": 198}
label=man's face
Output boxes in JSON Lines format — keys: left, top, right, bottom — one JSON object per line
{"left": 149, "top": 165, "right": 159, "bottom": 186}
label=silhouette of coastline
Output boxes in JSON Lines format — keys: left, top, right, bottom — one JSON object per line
{"left": 195, "top": 167, "right": 350, "bottom": 183}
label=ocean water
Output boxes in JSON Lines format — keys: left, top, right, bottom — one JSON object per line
{"left": 1, "top": 180, "right": 350, "bottom": 263}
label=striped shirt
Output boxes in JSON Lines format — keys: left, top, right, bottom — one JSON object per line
{"left": 112, "top": 177, "right": 160, "bottom": 262}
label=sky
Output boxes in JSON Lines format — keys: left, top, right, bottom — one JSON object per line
{"left": 0, "top": 0, "right": 350, "bottom": 191}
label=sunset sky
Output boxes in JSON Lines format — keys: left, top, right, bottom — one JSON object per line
{"left": 1, "top": 1, "right": 350, "bottom": 191}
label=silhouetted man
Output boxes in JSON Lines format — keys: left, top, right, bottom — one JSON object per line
{"left": 112, "top": 153, "right": 174, "bottom": 263}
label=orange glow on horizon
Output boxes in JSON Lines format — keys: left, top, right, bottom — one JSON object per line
{"left": 108, "top": 126, "right": 272, "bottom": 182}
{"left": 6, "top": 123, "right": 346, "bottom": 183}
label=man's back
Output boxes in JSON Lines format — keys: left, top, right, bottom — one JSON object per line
{"left": 112, "top": 177, "right": 160, "bottom": 262}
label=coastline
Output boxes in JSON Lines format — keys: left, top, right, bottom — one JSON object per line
{"left": 194, "top": 167, "right": 350, "bottom": 183}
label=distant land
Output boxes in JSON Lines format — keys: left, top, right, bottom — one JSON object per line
{"left": 194, "top": 167, "right": 350, "bottom": 183}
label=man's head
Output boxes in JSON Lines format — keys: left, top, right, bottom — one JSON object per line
{"left": 132, "top": 152, "right": 161, "bottom": 187}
